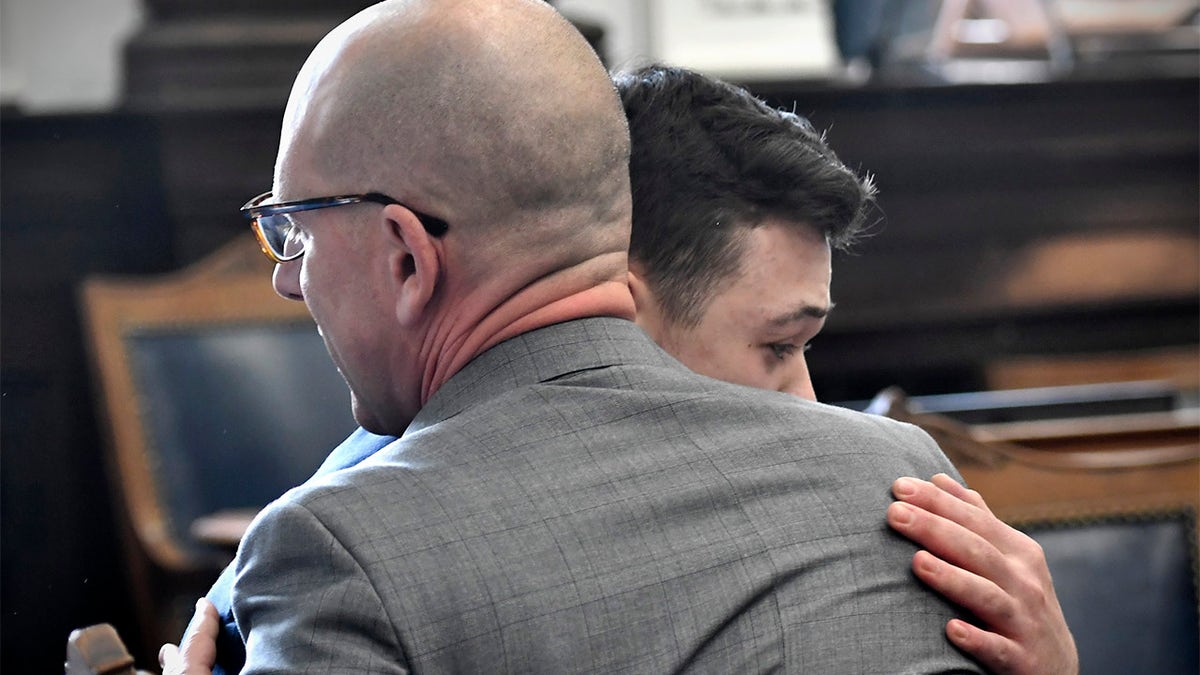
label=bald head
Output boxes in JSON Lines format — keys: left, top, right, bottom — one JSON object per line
{"left": 277, "top": 0, "right": 631, "bottom": 260}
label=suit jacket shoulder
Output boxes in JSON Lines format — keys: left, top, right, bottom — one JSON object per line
{"left": 233, "top": 318, "right": 981, "bottom": 673}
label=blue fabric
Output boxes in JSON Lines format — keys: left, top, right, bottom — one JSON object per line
{"left": 201, "top": 426, "right": 397, "bottom": 675}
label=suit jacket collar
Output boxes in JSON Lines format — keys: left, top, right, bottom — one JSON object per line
{"left": 406, "top": 317, "right": 675, "bottom": 434}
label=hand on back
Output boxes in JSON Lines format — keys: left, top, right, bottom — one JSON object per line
{"left": 888, "top": 474, "right": 1078, "bottom": 675}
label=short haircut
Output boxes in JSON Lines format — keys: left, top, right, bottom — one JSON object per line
{"left": 614, "top": 65, "right": 876, "bottom": 328}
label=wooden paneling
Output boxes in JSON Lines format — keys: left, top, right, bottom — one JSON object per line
{"left": 1, "top": 112, "right": 174, "bottom": 672}
{"left": 743, "top": 75, "right": 1200, "bottom": 401}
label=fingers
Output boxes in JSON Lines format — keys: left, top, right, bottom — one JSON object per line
{"left": 892, "top": 476, "right": 1016, "bottom": 556}
{"left": 916, "top": 545, "right": 1067, "bottom": 675}
{"left": 887, "top": 496, "right": 1009, "bottom": 586}
{"left": 893, "top": 476, "right": 991, "bottom": 536}
{"left": 893, "top": 476, "right": 1055, "bottom": 587}
{"left": 888, "top": 487, "right": 1031, "bottom": 631}
{"left": 159, "top": 643, "right": 181, "bottom": 672}
{"left": 909, "top": 547, "right": 1016, "bottom": 628}
{"left": 929, "top": 473, "right": 992, "bottom": 514}
{"left": 945, "top": 618, "right": 1026, "bottom": 675}
{"left": 890, "top": 476, "right": 1080, "bottom": 675}
{"left": 159, "top": 598, "right": 219, "bottom": 675}
{"left": 188, "top": 597, "right": 221, "bottom": 643}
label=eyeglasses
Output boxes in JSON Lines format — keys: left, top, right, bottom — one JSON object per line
{"left": 240, "top": 191, "right": 449, "bottom": 263}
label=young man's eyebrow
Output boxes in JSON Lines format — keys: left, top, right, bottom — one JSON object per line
{"left": 769, "top": 301, "right": 835, "bottom": 326}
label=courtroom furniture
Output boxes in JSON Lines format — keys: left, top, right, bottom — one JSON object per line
{"left": 64, "top": 624, "right": 145, "bottom": 675}
{"left": 79, "top": 237, "right": 358, "bottom": 656}
{"left": 872, "top": 386, "right": 1200, "bottom": 675}
{"left": 986, "top": 346, "right": 1200, "bottom": 391}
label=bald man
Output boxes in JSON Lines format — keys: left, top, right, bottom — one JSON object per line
{"left": 164, "top": 0, "right": 985, "bottom": 672}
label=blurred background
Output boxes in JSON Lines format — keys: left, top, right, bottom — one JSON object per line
{"left": 3, "top": 0, "right": 1197, "bottom": 671}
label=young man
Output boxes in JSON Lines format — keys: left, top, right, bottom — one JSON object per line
{"left": 616, "top": 64, "right": 1075, "bottom": 675}
{"left": 165, "top": 5, "right": 1072, "bottom": 674}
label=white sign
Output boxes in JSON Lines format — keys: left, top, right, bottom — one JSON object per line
{"left": 649, "top": 0, "right": 841, "bottom": 80}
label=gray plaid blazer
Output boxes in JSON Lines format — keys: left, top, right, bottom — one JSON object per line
{"left": 232, "top": 317, "right": 981, "bottom": 674}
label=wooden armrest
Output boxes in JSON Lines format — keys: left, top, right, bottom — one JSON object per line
{"left": 190, "top": 508, "right": 260, "bottom": 549}
{"left": 65, "top": 623, "right": 149, "bottom": 675}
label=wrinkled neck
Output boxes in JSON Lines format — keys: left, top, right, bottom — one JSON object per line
{"left": 418, "top": 269, "right": 635, "bottom": 405}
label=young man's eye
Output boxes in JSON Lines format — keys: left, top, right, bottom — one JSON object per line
{"left": 769, "top": 343, "right": 798, "bottom": 360}
{"left": 768, "top": 342, "right": 813, "bottom": 361}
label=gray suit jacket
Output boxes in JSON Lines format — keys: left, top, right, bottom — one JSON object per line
{"left": 232, "top": 318, "right": 982, "bottom": 673}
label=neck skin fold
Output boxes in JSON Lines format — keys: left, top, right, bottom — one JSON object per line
{"left": 418, "top": 278, "right": 636, "bottom": 405}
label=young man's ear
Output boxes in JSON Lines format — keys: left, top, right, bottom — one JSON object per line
{"left": 380, "top": 204, "right": 443, "bottom": 327}
{"left": 626, "top": 262, "right": 666, "bottom": 341}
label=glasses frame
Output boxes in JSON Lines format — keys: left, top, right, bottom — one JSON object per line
{"left": 241, "top": 191, "right": 449, "bottom": 263}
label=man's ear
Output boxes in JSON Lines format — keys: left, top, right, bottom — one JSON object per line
{"left": 380, "top": 204, "right": 443, "bottom": 327}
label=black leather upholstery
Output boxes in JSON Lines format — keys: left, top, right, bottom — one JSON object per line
{"left": 1026, "top": 511, "right": 1199, "bottom": 675}
{"left": 127, "top": 323, "right": 357, "bottom": 559}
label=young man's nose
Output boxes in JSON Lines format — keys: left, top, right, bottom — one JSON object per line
{"left": 780, "top": 358, "right": 817, "bottom": 401}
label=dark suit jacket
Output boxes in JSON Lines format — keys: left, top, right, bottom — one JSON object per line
{"left": 228, "top": 318, "right": 981, "bottom": 673}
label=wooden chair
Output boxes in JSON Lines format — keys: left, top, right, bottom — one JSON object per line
{"left": 79, "top": 236, "right": 358, "bottom": 658}
{"left": 872, "top": 386, "right": 1200, "bottom": 675}
{"left": 65, "top": 624, "right": 147, "bottom": 675}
